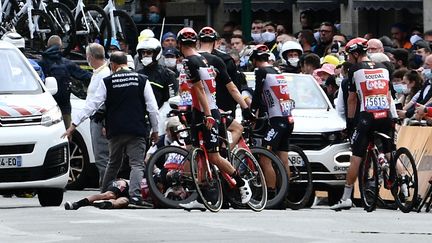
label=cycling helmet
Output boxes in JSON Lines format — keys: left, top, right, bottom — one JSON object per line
{"left": 2, "top": 32, "right": 25, "bottom": 49}
{"left": 249, "top": 44, "right": 270, "bottom": 61}
{"left": 279, "top": 41, "right": 303, "bottom": 60}
{"left": 177, "top": 27, "right": 198, "bottom": 44}
{"left": 198, "top": 26, "right": 218, "bottom": 42}
{"left": 345, "top": 37, "right": 368, "bottom": 54}
{"left": 136, "top": 37, "right": 162, "bottom": 61}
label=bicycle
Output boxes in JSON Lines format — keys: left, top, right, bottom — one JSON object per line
{"left": 358, "top": 131, "right": 419, "bottom": 213}
{"left": 242, "top": 117, "right": 313, "bottom": 209}
{"left": 417, "top": 177, "right": 432, "bottom": 213}
{"left": 1, "top": 0, "right": 56, "bottom": 53}
{"left": 145, "top": 109, "right": 267, "bottom": 212}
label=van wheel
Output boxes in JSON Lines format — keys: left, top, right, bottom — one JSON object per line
{"left": 67, "top": 132, "right": 91, "bottom": 190}
{"left": 38, "top": 188, "right": 63, "bottom": 206}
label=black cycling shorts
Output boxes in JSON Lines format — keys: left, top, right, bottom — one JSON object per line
{"left": 107, "top": 179, "right": 129, "bottom": 198}
{"left": 351, "top": 112, "right": 393, "bottom": 157}
{"left": 262, "top": 117, "right": 294, "bottom": 152}
{"left": 191, "top": 109, "right": 221, "bottom": 153}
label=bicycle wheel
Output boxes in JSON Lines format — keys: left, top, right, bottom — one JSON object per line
{"left": 145, "top": 146, "right": 197, "bottom": 209}
{"left": 358, "top": 150, "right": 379, "bottom": 212}
{"left": 285, "top": 145, "right": 313, "bottom": 210}
{"left": 190, "top": 148, "right": 223, "bottom": 212}
{"left": 226, "top": 148, "right": 267, "bottom": 212}
{"left": 251, "top": 147, "right": 289, "bottom": 209}
{"left": 16, "top": 9, "right": 56, "bottom": 54}
{"left": 113, "top": 10, "right": 138, "bottom": 55}
{"left": 392, "top": 147, "right": 418, "bottom": 213}
{"left": 46, "top": 2, "right": 76, "bottom": 55}
{"left": 75, "top": 5, "right": 112, "bottom": 54}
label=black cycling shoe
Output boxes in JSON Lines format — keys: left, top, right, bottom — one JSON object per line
{"left": 129, "top": 197, "right": 153, "bottom": 209}
{"left": 92, "top": 200, "right": 114, "bottom": 209}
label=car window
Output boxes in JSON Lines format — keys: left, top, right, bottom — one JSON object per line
{"left": 285, "top": 75, "right": 328, "bottom": 109}
{"left": 0, "top": 49, "right": 42, "bottom": 94}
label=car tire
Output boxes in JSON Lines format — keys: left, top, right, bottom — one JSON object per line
{"left": 38, "top": 188, "right": 64, "bottom": 206}
{"left": 328, "top": 187, "right": 344, "bottom": 206}
{"left": 67, "top": 132, "right": 93, "bottom": 190}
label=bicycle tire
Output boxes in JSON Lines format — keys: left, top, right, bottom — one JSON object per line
{"left": 190, "top": 148, "right": 223, "bottom": 212}
{"left": 46, "top": 2, "right": 76, "bottom": 55}
{"left": 358, "top": 150, "right": 379, "bottom": 212}
{"left": 75, "top": 5, "right": 112, "bottom": 54}
{"left": 16, "top": 9, "right": 56, "bottom": 54}
{"left": 392, "top": 147, "right": 418, "bottom": 213}
{"left": 285, "top": 145, "right": 313, "bottom": 210}
{"left": 113, "top": 10, "right": 138, "bottom": 55}
{"left": 251, "top": 147, "right": 289, "bottom": 209}
{"left": 226, "top": 148, "right": 267, "bottom": 212}
{"left": 145, "top": 145, "right": 198, "bottom": 209}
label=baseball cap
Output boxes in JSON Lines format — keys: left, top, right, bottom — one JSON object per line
{"left": 162, "top": 32, "right": 176, "bottom": 42}
{"left": 316, "top": 63, "right": 336, "bottom": 76}
{"left": 163, "top": 47, "right": 180, "bottom": 57}
{"left": 321, "top": 55, "right": 340, "bottom": 66}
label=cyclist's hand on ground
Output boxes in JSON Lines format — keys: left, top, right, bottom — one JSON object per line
{"left": 242, "top": 108, "right": 255, "bottom": 121}
{"left": 205, "top": 116, "right": 215, "bottom": 130}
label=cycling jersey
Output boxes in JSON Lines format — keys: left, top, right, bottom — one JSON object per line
{"left": 252, "top": 66, "right": 294, "bottom": 119}
{"left": 348, "top": 62, "right": 391, "bottom": 119}
{"left": 178, "top": 54, "right": 218, "bottom": 112}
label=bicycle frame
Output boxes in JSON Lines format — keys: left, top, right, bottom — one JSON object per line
{"left": 2, "top": 0, "right": 36, "bottom": 39}
{"left": 103, "top": 0, "right": 121, "bottom": 39}
{"left": 73, "top": 0, "right": 101, "bottom": 35}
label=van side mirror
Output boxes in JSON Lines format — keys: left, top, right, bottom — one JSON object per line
{"left": 45, "top": 77, "right": 58, "bottom": 95}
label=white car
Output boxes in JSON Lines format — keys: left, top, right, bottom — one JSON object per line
{"left": 0, "top": 41, "right": 69, "bottom": 206}
{"left": 244, "top": 72, "right": 351, "bottom": 203}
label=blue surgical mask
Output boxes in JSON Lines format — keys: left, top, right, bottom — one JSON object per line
{"left": 423, "top": 68, "right": 432, "bottom": 80}
{"left": 251, "top": 33, "right": 264, "bottom": 44}
{"left": 261, "top": 31, "right": 276, "bottom": 43}
{"left": 148, "top": 13, "right": 160, "bottom": 23}
{"left": 393, "top": 83, "right": 408, "bottom": 94}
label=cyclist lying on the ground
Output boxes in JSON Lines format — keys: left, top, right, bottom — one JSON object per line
{"left": 64, "top": 179, "right": 152, "bottom": 210}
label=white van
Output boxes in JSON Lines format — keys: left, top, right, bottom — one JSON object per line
{"left": 0, "top": 41, "right": 69, "bottom": 206}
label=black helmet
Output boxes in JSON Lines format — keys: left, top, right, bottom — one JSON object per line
{"left": 198, "top": 26, "right": 218, "bottom": 42}
{"left": 177, "top": 27, "right": 198, "bottom": 44}
{"left": 249, "top": 44, "right": 270, "bottom": 60}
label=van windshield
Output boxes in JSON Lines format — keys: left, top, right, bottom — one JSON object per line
{"left": 0, "top": 48, "right": 43, "bottom": 94}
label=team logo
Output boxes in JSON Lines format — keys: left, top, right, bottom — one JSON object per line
{"left": 365, "top": 79, "right": 387, "bottom": 90}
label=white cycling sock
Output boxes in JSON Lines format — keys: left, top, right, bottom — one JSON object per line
{"left": 342, "top": 184, "right": 353, "bottom": 201}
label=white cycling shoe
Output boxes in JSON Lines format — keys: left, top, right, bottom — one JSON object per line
{"left": 330, "top": 199, "right": 353, "bottom": 211}
{"left": 239, "top": 179, "right": 252, "bottom": 204}
{"left": 179, "top": 200, "right": 206, "bottom": 212}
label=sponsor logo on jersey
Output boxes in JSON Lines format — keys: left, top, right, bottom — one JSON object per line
{"left": 365, "top": 79, "right": 387, "bottom": 90}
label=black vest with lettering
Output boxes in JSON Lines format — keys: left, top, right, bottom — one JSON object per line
{"left": 103, "top": 69, "right": 148, "bottom": 139}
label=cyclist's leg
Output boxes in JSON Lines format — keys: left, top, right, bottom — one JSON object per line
{"left": 227, "top": 119, "right": 244, "bottom": 150}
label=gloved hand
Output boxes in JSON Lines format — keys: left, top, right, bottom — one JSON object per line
{"left": 242, "top": 108, "right": 255, "bottom": 121}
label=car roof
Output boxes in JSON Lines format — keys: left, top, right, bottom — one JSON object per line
{"left": 0, "top": 40, "right": 19, "bottom": 49}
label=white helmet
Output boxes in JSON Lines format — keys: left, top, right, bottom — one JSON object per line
{"left": 138, "top": 29, "right": 155, "bottom": 42}
{"left": 136, "top": 37, "right": 162, "bottom": 62}
{"left": 280, "top": 41, "right": 303, "bottom": 60}
{"left": 2, "top": 32, "right": 25, "bottom": 49}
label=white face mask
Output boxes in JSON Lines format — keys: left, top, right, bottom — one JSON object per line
{"left": 261, "top": 31, "right": 276, "bottom": 43}
{"left": 287, "top": 57, "right": 299, "bottom": 67}
{"left": 164, "top": 58, "right": 177, "bottom": 68}
{"left": 218, "top": 45, "right": 227, "bottom": 52}
{"left": 251, "top": 33, "right": 264, "bottom": 44}
{"left": 141, "top": 57, "right": 153, "bottom": 66}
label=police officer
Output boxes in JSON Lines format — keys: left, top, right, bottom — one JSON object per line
{"left": 63, "top": 51, "right": 159, "bottom": 208}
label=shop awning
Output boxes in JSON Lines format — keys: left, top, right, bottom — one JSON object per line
{"left": 352, "top": 0, "right": 422, "bottom": 10}
{"left": 224, "top": 0, "right": 293, "bottom": 12}
{"left": 295, "top": 0, "right": 344, "bottom": 11}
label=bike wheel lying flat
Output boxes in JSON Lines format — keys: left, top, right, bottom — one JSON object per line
{"left": 190, "top": 148, "right": 223, "bottom": 212}
{"left": 392, "top": 147, "right": 418, "bottom": 213}
{"left": 145, "top": 146, "right": 197, "bottom": 209}
{"left": 358, "top": 151, "right": 379, "bottom": 212}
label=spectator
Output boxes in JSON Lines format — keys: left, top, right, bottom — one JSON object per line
{"left": 391, "top": 23, "right": 412, "bottom": 49}
{"left": 300, "top": 10, "right": 314, "bottom": 30}
{"left": 380, "top": 35, "right": 395, "bottom": 52}
{"left": 302, "top": 53, "right": 320, "bottom": 75}
{"left": 230, "top": 34, "right": 248, "bottom": 70}
{"left": 161, "top": 32, "right": 177, "bottom": 49}
{"left": 424, "top": 30, "right": 432, "bottom": 47}
{"left": 162, "top": 47, "right": 181, "bottom": 76}
{"left": 262, "top": 22, "right": 277, "bottom": 51}
{"left": 298, "top": 30, "right": 316, "bottom": 55}
{"left": 367, "top": 38, "right": 384, "bottom": 53}
{"left": 397, "top": 70, "right": 424, "bottom": 117}
{"left": 315, "top": 63, "right": 336, "bottom": 87}
{"left": 223, "top": 21, "right": 236, "bottom": 38}
{"left": 332, "top": 33, "right": 347, "bottom": 47}
{"left": 391, "top": 48, "right": 409, "bottom": 70}
{"left": 335, "top": 61, "right": 354, "bottom": 120}
{"left": 38, "top": 35, "right": 91, "bottom": 128}
{"left": 279, "top": 41, "right": 303, "bottom": 73}
{"left": 63, "top": 51, "right": 160, "bottom": 208}
{"left": 106, "top": 38, "right": 134, "bottom": 69}
{"left": 413, "top": 40, "right": 431, "bottom": 66}
{"left": 324, "top": 75, "right": 339, "bottom": 107}
{"left": 251, "top": 19, "right": 265, "bottom": 44}
{"left": 322, "top": 54, "right": 340, "bottom": 66}
{"left": 391, "top": 68, "right": 409, "bottom": 105}
{"left": 276, "top": 24, "right": 287, "bottom": 36}
{"left": 315, "top": 22, "right": 337, "bottom": 57}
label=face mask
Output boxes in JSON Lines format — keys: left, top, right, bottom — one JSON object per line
{"left": 423, "top": 68, "right": 432, "bottom": 80}
{"left": 393, "top": 83, "right": 408, "bottom": 94}
{"left": 176, "top": 63, "right": 184, "bottom": 72}
{"left": 164, "top": 58, "right": 177, "bottom": 68}
{"left": 287, "top": 57, "right": 299, "bottom": 67}
{"left": 218, "top": 45, "right": 227, "bottom": 52}
{"left": 148, "top": 13, "right": 160, "bottom": 23}
{"left": 141, "top": 57, "right": 153, "bottom": 66}
{"left": 414, "top": 54, "right": 424, "bottom": 66}
{"left": 251, "top": 33, "right": 264, "bottom": 44}
{"left": 261, "top": 31, "right": 276, "bottom": 43}
{"left": 277, "top": 42, "right": 283, "bottom": 52}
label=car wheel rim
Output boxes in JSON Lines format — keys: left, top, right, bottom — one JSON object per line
{"left": 68, "top": 139, "right": 85, "bottom": 184}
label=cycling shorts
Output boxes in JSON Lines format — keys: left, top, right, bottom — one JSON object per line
{"left": 191, "top": 109, "right": 221, "bottom": 153}
{"left": 351, "top": 112, "right": 393, "bottom": 157}
{"left": 107, "top": 179, "right": 129, "bottom": 198}
{"left": 262, "top": 117, "right": 294, "bottom": 152}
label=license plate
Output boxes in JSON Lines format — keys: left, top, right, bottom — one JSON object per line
{"left": 0, "top": 156, "right": 22, "bottom": 168}
{"left": 289, "top": 155, "right": 304, "bottom": 166}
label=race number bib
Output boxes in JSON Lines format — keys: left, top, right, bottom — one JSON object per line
{"left": 280, "top": 99, "right": 294, "bottom": 116}
{"left": 365, "top": 95, "right": 389, "bottom": 111}
{"left": 180, "top": 91, "right": 192, "bottom": 106}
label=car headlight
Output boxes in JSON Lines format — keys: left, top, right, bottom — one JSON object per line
{"left": 324, "top": 131, "right": 347, "bottom": 143}
{"left": 41, "top": 106, "right": 63, "bottom": 127}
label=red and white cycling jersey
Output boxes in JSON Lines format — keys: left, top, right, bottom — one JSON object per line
{"left": 350, "top": 62, "right": 390, "bottom": 119}
{"left": 263, "top": 73, "right": 294, "bottom": 118}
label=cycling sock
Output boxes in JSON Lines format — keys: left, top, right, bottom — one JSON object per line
{"left": 342, "top": 184, "right": 353, "bottom": 201}
{"left": 76, "top": 198, "right": 90, "bottom": 208}
{"left": 231, "top": 171, "right": 245, "bottom": 187}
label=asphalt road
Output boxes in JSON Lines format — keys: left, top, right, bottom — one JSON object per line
{"left": 0, "top": 190, "right": 431, "bottom": 243}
